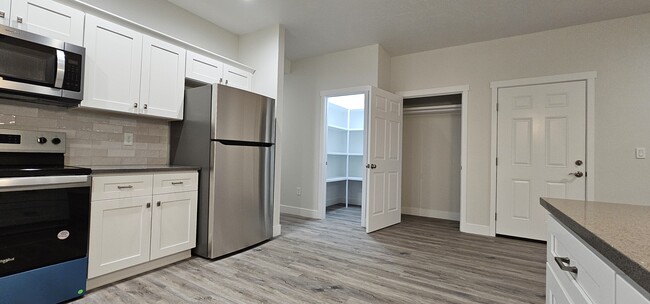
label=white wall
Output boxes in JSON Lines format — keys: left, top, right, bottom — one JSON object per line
{"left": 402, "top": 112, "right": 461, "bottom": 220}
{"left": 391, "top": 13, "right": 650, "bottom": 227}
{"left": 71, "top": 0, "right": 239, "bottom": 59}
{"left": 239, "top": 25, "right": 286, "bottom": 236}
{"left": 281, "top": 44, "right": 382, "bottom": 216}
{"left": 239, "top": 25, "right": 284, "bottom": 99}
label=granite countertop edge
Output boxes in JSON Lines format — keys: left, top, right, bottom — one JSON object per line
{"left": 89, "top": 165, "right": 201, "bottom": 174}
{"left": 540, "top": 198, "right": 650, "bottom": 294}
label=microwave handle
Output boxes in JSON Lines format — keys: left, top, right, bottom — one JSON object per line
{"left": 54, "top": 50, "right": 65, "bottom": 88}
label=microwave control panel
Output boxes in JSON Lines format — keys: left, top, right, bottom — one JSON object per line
{"left": 62, "top": 52, "right": 82, "bottom": 92}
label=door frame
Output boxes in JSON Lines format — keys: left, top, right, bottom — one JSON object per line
{"left": 396, "top": 85, "right": 470, "bottom": 232}
{"left": 317, "top": 86, "right": 371, "bottom": 221}
{"left": 489, "top": 72, "right": 596, "bottom": 237}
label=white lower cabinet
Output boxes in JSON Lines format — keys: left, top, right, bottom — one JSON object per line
{"left": 88, "top": 171, "right": 198, "bottom": 282}
{"left": 88, "top": 196, "right": 152, "bottom": 278}
{"left": 547, "top": 215, "right": 650, "bottom": 304}
{"left": 150, "top": 191, "right": 197, "bottom": 260}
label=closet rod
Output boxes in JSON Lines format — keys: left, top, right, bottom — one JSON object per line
{"left": 404, "top": 104, "right": 461, "bottom": 115}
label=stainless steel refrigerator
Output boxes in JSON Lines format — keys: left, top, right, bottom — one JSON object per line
{"left": 170, "top": 84, "right": 274, "bottom": 259}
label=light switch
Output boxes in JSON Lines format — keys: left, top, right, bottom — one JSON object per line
{"left": 636, "top": 147, "right": 646, "bottom": 159}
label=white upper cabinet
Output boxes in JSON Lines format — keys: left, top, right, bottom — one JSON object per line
{"left": 0, "top": 0, "right": 11, "bottom": 26}
{"left": 223, "top": 64, "right": 252, "bottom": 91}
{"left": 185, "top": 51, "right": 224, "bottom": 84}
{"left": 186, "top": 50, "right": 252, "bottom": 91}
{"left": 140, "top": 35, "right": 186, "bottom": 120}
{"left": 82, "top": 15, "right": 185, "bottom": 120}
{"left": 83, "top": 14, "right": 142, "bottom": 115}
{"left": 10, "top": 0, "right": 84, "bottom": 45}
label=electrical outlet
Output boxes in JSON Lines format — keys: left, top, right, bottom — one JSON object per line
{"left": 123, "top": 133, "right": 134, "bottom": 146}
{"left": 296, "top": 187, "right": 302, "bottom": 196}
{"left": 636, "top": 147, "right": 646, "bottom": 159}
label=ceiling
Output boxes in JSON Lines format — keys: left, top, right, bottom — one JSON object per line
{"left": 168, "top": 0, "right": 650, "bottom": 61}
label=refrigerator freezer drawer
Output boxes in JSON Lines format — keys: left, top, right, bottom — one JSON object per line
{"left": 208, "top": 141, "right": 273, "bottom": 258}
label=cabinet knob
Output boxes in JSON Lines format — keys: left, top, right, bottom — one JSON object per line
{"left": 146, "top": 202, "right": 151, "bottom": 208}
{"left": 143, "top": 104, "right": 148, "bottom": 109}
{"left": 156, "top": 201, "right": 161, "bottom": 207}
{"left": 16, "top": 16, "right": 22, "bottom": 23}
{"left": 0, "top": 11, "right": 5, "bottom": 18}
{"left": 219, "top": 78, "right": 223, "bottom": 84}
{"left": 225, "top": 79, "right": 229, "bottom": 85}
{"left": 134, "top": 102, "right": 138, "bottom": 108}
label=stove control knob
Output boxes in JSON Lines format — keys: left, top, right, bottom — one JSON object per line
{"left": 37, "top": 137, "right": 47, "bottom": 144}
{"left": 52, "top": 137, "right": 61, "bottom": 145}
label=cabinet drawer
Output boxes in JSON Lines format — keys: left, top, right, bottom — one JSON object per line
{"left": 92, "top": 174, "right": 153, "bottom": 200}
{"left": 547, "top": 215, "right": 615, "bottom": 304}
{"left": 153, "top": 172, "right": 198, "bottom": 194}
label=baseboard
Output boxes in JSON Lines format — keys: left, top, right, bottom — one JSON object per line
{"left": 460, "top": 222, "right": 491, "bottom": 236}
{"left": 280, "top": 204, "right": 320, "bottom": 219}
{"left": 402, "top": 207, "right": 460, "bottom": 221}
{"left": 86, "top": 250, "right": 191, "bottom": 291}
{"left": 273, "top": 224, "right": 281, "bottom": 237}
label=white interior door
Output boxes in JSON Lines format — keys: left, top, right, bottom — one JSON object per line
{"left": 365, "top": 87, "right": 403, "bottom": 233}
{"left": 496, "top": 81, "right": 587, "bottom": 240}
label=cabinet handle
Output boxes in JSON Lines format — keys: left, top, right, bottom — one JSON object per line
{"left": 156, "top": 201, "right": 161, "bottom": 207}
{"left": 117, "top": 185, "right": 133, "bottom": 189}
{"left": 219, "top": 78, "right": 223, "bottom": 84}
{"left": 143, "top": 104, "right": 148, "bottom": 109}
{"left": 554, "top": 256, "right": 578, "bottom": 274}
{"left": 16, "top": 16, "right": 22, "bottom": 23}
{"left": 0, "top": 11, "right": 5, "bottom": 18}
{"left": 134, "top": 102, "right": 138, "bottom": 108}
{"left": 146, "top": 202, "right": 151, "bottom": 208}
{"left": 171, "top": 181, "right": 184, "bottom": 185}
{"left": 225, "top": 79, "right": 229, "bottom": 85}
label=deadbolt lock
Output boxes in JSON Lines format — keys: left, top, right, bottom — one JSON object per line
{"left": 575, "top": 160, "right": 583, "bottom": 166}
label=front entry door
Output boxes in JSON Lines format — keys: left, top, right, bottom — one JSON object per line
{"left": 496, "top": 81, "right": 587, "bottom": 240}
{"left": 365, "top": 87, "right": 403, "bottom": 233}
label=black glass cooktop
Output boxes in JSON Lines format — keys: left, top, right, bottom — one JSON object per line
{"left": 0, "top": 165, "right": 91, "bottom": 178}
{"left": 0, "top": 152, "right": 90, "bottom": 178}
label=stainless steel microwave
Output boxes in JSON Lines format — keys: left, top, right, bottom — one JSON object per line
{"left": 0, "top": 24, "right": 84, "bottom": 107}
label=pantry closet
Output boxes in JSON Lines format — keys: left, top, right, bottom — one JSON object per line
{"left": 325, "top": 94, "right": 364, "bottom": 214}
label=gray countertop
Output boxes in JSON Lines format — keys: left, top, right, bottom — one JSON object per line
{"left": 540, "top": 197, "right": 650, "bottom": 294}
{"left": 90, "top": 165, "right": 201, "bottom": 174}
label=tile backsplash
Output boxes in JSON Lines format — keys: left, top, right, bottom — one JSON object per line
{"left": 0, "top": 99, "right": 169, "bottom": 166}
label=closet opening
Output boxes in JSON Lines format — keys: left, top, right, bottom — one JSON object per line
{"left": 402, "top": 93, "right": 462, "bottom": 223}
{"left": 323, "top": 93, "right": 365, "bottom": 224}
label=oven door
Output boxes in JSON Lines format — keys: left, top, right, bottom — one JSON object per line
{"left": 0, "top": 175, "right": 90, "bottom": 278}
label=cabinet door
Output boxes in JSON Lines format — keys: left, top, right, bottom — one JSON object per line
{"left": 223, "top": 64, "right": 252, "bottom": 91}
{"left": 150, "top": 191, "right": 197, "bottom": 260}
{"left": 140, "top": 35, "right": 186, "bottom": 120}
{"left": 82, "top": 15, "right": 142, "bottom": 115}
{"left": 10, "top": 0, "right": 84, "bottom": 45}
{"left": 546, "top": 263, "right": 575, "bottom": 304}
{"left": 0, "top": 0, "right": 10, "bottom": 26}
{"left": 616, "top": 275, "right": 650, "bottom": 304}
{"left": 186, "top": 51, "right": 224, "bottom": 84}
{"left": 88, "top": 197, "right": 152, "bottom": 278}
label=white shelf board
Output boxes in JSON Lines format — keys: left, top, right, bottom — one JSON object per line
{"left": 327, "top": 152, "right": 347, "bottom": 156}
{"left": 327, "top": 177, "right": 348, "bottom": 182}
{"left": 348, "top": 177, "right": 363, "bottom": 181}
{"left": 328, "top": 125, "right": 347, "bottom": 131}
{"left": 349, "top": 128, "right": 364, "bottom": 132}
{"left": 348, "top": 153, "right": 363, "bottom": 156}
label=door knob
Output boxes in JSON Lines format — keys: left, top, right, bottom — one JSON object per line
{"left": 569, "top": 171, "right": 584, "bottom": 178}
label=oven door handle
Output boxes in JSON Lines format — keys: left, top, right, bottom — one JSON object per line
{"left": 0, "top": 175, "right": 90, "bottom": 191}
{"left": 54, "top": 49, "right": 66, "bottom": 89}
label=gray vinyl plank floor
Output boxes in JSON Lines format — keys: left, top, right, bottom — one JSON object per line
{"left": 76, "top": 204, "right": 546, "bottom": 303}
